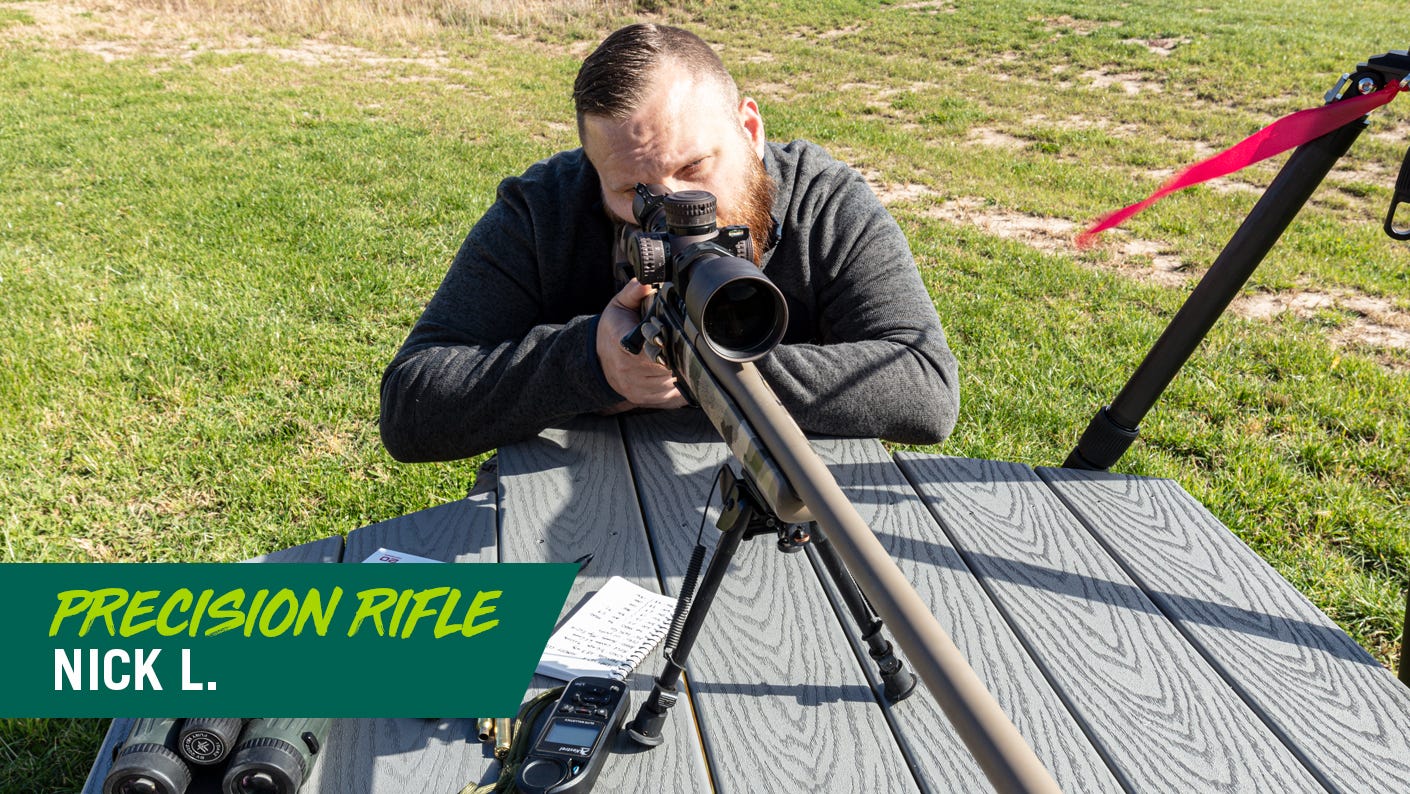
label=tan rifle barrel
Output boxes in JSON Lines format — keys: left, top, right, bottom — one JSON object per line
{"left": 690, "top": 337, "right": 1062, "bottom": 794}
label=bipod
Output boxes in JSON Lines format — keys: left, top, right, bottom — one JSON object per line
{"left": 625, "top": 465, "right": 916, "bottom": 747}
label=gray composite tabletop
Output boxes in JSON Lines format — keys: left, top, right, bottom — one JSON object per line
{"left": 84, "top": 411, "right": 1410, "bottom": 793}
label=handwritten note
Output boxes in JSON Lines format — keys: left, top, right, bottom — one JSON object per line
{"left": 536, "top": 576, "right": 677, "bottom": 681}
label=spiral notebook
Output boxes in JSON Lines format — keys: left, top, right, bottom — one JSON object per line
{"left": 536, "top": 576, "right": 678, "bottom": 682}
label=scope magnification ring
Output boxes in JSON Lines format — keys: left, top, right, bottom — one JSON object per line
{"left": 663, "top": 191, "right": 717, "bottom": 231}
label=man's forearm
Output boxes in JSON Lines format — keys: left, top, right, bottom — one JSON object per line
{"left": 757, "top": 333, "right": 958, "bottom": 444}
{"left": 379, "top": 316, "right": 622, "bottom": 462}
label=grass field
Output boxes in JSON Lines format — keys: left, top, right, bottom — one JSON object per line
{"left": 2, "top": 0, "right": 1407, "bottom": 789}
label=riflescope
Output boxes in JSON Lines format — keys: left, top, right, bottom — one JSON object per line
{"left": 103, "top": 718, "right": 192, "bottom": 794}
{"left": 621, "top": 185, "right": 788, "bottom": 362}
{"left": 221, "top": 718, "right": 333, "bottom": 794}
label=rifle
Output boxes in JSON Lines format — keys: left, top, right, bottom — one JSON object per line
{"left": 615, "top": 185, "right": 1061, "bottom": 793}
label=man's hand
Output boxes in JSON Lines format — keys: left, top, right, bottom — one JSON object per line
{"left": 596, "top": 279, "right": 687, "bottom": 411}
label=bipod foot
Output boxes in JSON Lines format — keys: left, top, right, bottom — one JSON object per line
{"left": 870, "top": 638, "right": 917, "bottom": 703}
{"left": 625, "top": 683, "right": 675, "bottom": 747}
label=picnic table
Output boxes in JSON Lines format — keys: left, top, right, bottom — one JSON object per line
{"left": 85, "top": 410, "right": 1410, "bottom": 793}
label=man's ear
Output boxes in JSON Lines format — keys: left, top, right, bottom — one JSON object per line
{"left": 739, "top": 97, "right": 766, "bottom": 159}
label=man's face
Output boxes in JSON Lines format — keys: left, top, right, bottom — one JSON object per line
{"left": 581, "top": 62, "right": 774, "bottom": 258}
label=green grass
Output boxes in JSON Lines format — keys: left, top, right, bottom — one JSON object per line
{"left": 1, "top": 0, "right": 1407, "bottom": 789}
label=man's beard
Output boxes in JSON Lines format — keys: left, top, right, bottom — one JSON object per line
{"left": 717, "top": 153, "right": 777, "bottom": 266}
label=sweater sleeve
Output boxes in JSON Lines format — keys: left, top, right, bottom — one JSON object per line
{"left": 756, "top": 158, "right": 959, "bottom": 444}
{"left": 379, "top": 168, "right": 623, "bottom": 462}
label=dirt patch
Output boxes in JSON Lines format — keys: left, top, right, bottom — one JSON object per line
{"left": 1327, "top": 160, "right": 1392, "bottom": 186}
{"left": 1206, "top": 179, "right": 1263, "bottom": 195}
{"left": 1038, "top": 15, "right": 1122, "bottom": 35}
{"left": 838, "top": 81, "right": 887, "bottom": 97}
{"left": 789, "top": 25, "right": 866, "bottom": 41}
{"left": 922, "top": 198, "right": 1190, "bottom": 286}
{"left": 842, "top": 81, "right": 941, "bottom": 97}
{"left": 5, "top": 0, "right": 458, "bottom": 69}
{"left": 967, "top": 127, "right": 1026, "bottom": 149}
{"left": 927, "top": 198, "right": 1075, "bottom": 251}
{"left": 1122, "top": 36, "right": 1191, "bottom": 56}
{"left": 925, "top": 197, "right": 1410, "bottom": 361}
{"left": 1019, "top": 114, "right": 1150, "bottom": 139}
{"left": 1367, "top": 127, "right": 1408, "bottom": 144}
{"left": 856, "top": 168, "right": 935, "bottom": 204}
{"left": 818, "top": 24, "right": 864, "bottom": 39}
{"left": 491, "top": 31, "right": 595, "bottom": 59}
{"left": 1232, "top": 291, "right": 1410, "bottom": 352}
{"left": 895, "top": 0, "right": 956, "bottom": 13}
{"left": 4, "top": 0, "right": 184, "bottom": 48}
{"left": 739, "top": 51, "right": 776, "bottom": 63}
{"left": 1080, "top": 69, "right": 1163, "bottom": 95}
{"left": 752, "top": 81, "right": 797, "bottom": 102}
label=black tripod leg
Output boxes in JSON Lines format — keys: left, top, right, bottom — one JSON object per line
{"left": 1065, "top": 116, "right": 1369, "bottom": 471}
{"left": 626, "top": 501, "right": 752, "bottom": 746}
{"left": 810, "top": 532, "right": 917, "bottom": 702}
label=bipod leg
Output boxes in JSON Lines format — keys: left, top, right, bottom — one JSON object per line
{"left": 625, "top": 471, "right": 760, "bottom": 747}
{"left": 809, "top": 531, "right": 917, "bottom": 703}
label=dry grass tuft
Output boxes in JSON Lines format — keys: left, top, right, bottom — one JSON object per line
{"left": 122, "top": 0, "right": 638, "bottom": 40}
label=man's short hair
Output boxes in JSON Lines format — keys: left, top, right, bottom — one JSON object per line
{"left": 573, "top": 23, "right": 739, "bottom": 133}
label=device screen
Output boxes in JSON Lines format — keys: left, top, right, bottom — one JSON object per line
{"left": 544, "top": 720, "right": 602, "bottom": 750}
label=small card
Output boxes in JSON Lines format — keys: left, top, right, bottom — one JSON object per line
{"left": 362, "top": 547, "right": 444, "bottom": 564}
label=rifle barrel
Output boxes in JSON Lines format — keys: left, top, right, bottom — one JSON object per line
{"left": 690, "top": 336, "right": 1062, "bottom": 794}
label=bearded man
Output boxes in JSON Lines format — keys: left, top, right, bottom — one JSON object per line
{"left": 380, "top": 23, "right": 958, "bottom": 463}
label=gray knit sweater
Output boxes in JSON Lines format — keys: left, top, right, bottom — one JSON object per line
{"left": 380, "top": 140, "right": 958, "bottom": 462}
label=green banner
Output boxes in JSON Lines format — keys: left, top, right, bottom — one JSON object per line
{"left": 2, "top": 563, "right": 575, "bottom": 717}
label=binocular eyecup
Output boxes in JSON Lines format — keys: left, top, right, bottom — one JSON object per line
{"left": 103, "top": 719, "right": 193, "bottom": 794}
{"left": 222, "top": 718, "right": 332, "bottom": 794}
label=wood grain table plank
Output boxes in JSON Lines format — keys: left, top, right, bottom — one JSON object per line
{"left": 812, "top": 437, "right": 1124, "bottom": 794}
{"left": 621, "top": 411, "right": 922, "bottom": 794}
{"left": 497, "top": 414, "right": 712, "bottom": 794}
{"left": 897, "top": 454, "right": 1327, "bottom": 793}
{"left": 344, "top": 489, "right": 498, "bottom": 564}
{"left": 1039, "top": 466, "right": 1410, "bottom": 793}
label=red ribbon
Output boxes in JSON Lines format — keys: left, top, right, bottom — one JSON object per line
{"left": 1076, "top": 80, "right": 1403, "bottom": 247}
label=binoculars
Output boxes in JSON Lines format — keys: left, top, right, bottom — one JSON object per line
{"left": 103, "top": 717, "right": 333, "bottom": 794}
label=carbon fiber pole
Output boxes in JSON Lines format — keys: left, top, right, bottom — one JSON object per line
{"left": 1064, "top": 115, "right": 1368, "bottom": 471}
